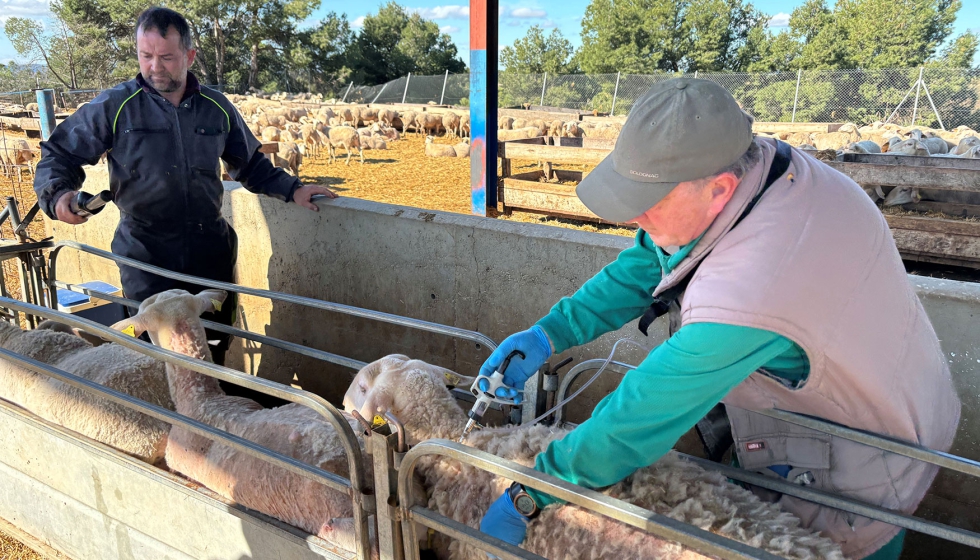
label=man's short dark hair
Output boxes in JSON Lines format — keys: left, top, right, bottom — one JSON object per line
{"left": 136, "top": 7, "right": 193, "bottom": 51}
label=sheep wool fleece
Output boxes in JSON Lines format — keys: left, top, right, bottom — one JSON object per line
{"left": 659, "top": 138, "right": 961, "bottom": 558}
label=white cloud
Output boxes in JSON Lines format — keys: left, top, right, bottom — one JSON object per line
{"left": 440, "top": 25, "right": 461, "bottom": 33}
{"left": 412, "top": 5, "right": 469, "bottom": 19}
{"left": 0, "top": 0, "right": 52, "bottom": 19}
{"left": 510, "top": 7, "right": 546, "bottom": 18}
{"left": 769, "top": 12, "right": 790, "bottom": 28}
{"left": 352, "top": 15, "right": 366, "bottom": 28}
{"left": 542, "top": 19, "right": 556, "bottom": 28}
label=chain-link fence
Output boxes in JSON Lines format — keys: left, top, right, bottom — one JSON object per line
{"left": 345, "top": 67, "right": 980, "bottom": 130}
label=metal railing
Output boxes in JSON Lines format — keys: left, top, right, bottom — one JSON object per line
{"left": 547, "top": 358, "right": 980, "bottom": 549}
{"left": 395, "top": 439, "right": 785, "bottom": 560}
{"left": 46, "top": 241, "right": 497, "bottom": 353}
{"left": 0, "top": 296, "right": 375, "bottom": 558}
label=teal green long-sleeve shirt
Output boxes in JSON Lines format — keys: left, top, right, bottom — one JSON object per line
{"left": 528, "top": 230, "right": 809, "bottom": 508}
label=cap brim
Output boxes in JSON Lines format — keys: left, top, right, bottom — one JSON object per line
{"left": 576, "top": 153, "right": 679, "bottom": 223}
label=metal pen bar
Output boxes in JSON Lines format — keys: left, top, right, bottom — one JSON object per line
{"left": 552, "top": 359, "right": 633, "bottom": 425}
{"left": 754, "top": 408, "right": 980, "bottom": 479}
{"left": 554, "top": 360, "right": 980, "bottom": 480}
{"left": 48, "top": 241, "right": 497, "bottom": 350}
{"left": 0, "top": 296, "right": 373, "bottom": 556}
{"left": 683, "top": 454, "right": 980, "bottom": 549}
{"left": 397, "top": 440, "right": 783, "bottom": 560}
{"left": 52, "top": 282, "right": 368, "bottom": 372}
{"left": 406, "top": 506, "right": 545, "bottom": 560}
{"left": 0, "top": 346, "right": 351, "bottom": 493}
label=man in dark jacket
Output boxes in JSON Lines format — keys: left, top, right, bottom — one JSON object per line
{"left": 34, "top": 7, "right": 335, "bottom": 370}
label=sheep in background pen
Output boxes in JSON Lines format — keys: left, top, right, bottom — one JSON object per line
{"left": 325, "top": 126, "right": 364, "bottom": 165}
{"left": 424, "top": 136, "right": 457, "bottom": 157}
{"left": 400, "top": 110, "right": 419, "bottom": 135}
{"left": 274, "top": 141, "right": 302, "bottom": 176}
{"left": 332, "top": 355, "right": 844, "bottom": 560}
{"left": 442, "top": 112, "right": 461, "bottom": 139}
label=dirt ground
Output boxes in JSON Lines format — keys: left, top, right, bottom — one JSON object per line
{"left": 0, "top": 531, "right": 39, "bottom": 560}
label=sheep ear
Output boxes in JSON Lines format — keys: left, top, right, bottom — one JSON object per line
{"left": 109, "top": 316, "right": 146, "bottom": 339}
{"left": 441, "top": 369, "right": 475, "bottom": 388}
{"left": 196, "top": 290, "right": 229, "bottom": 315}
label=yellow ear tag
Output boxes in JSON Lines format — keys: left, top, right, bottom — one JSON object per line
{"left": 210, "top": 299, "right": 223, "bottom": 312}
{"left": 372, "top": 415, "right": 387, "bottom": 428}
{"left": 121, "top": 325, "right": 136, "bottom": 337}
{"left": 444, "top": 372, "right": 461, "bottom": 386}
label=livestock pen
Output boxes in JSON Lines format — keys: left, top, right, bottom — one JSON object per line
{"left": 0, "top": 172, "right": 977, "bottom": 558}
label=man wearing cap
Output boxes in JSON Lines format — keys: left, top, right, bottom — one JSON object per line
{"left": 477, "top": 79, "right": 960, "bottom": 559}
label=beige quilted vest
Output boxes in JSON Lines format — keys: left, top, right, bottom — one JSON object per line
{"left": 655, "top": 138, "right": 961, "bottom": 558}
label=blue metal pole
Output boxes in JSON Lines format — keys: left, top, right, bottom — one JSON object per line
{"left": 469, "top": 0, "right": 498, "bottom": 215}
{"left": 35, "top": 89, "right": 57, "bottom": 141}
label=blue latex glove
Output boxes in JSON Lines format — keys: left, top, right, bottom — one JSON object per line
{"left": 479, "top": 326, "right": 552, "bottom": 401}
{"left": 479, "top": 491, "right": 529, "bottom": 555}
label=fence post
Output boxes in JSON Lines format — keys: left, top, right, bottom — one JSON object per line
{"left": 694, "top": 70, "right": 698, "bottom": 79}
{"left": 911, "top": 67, "right": 923, "bottom": 126}
{"left": 35, "top": 89, "right": 56, "bottom": 140}
{"left": 791, "top": 69, "right": 802, "bottom": 123}
{"left": 371, "top": 82, "right": 389, "bottom": 104}
{"left": 611, "top": 72, "right": 621, "bottom": 116}
{"left": 439, "top": 70, "right": 449, "bottom": 105}
{"left": 342, "top": 82, "right": 353, "bottom": 103}
{"left": 402, "top": 73, "right": 411, "bottom": 104}
{"left": 540, "top": 72, "right": 547, "bottom": 107}
{"left": 920, "top": 77, "right": 946, "bottom": 131}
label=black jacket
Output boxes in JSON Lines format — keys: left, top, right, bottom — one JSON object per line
{"left": 34, "top": 72, "right": 298, "bottom": 268}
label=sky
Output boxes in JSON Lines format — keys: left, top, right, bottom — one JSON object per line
{"left": 0, "top": 0, "right": 977, "bottom": 74}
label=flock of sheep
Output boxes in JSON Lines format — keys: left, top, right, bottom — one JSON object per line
{"left": 0, "top": 287, "right": 845, "bottom": 559}
{"left": 760, "top": 122, "right": 980, "bottom": 159}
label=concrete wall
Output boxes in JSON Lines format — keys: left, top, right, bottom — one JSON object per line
{"left": 50, "top": 166, "right": 980, "bottom": 557}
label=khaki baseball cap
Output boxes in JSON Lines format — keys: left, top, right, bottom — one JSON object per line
{"left": 576, "top": 78, "right": 754, "bottom": 222}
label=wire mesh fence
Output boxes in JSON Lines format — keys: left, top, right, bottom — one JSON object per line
{"left": 0, "top": 68, "right": 976, "bottom": 129}
{"left": 348, "top": 67, "right": 980, "bottom": 130}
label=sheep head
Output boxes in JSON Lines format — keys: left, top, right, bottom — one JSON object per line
{"left": 110, "top": 289, "right": 227, "bottom": 355}
{"left": 343, "top": 355, "right": 474, "bottom": 441}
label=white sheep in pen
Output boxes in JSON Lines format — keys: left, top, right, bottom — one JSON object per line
{"left": 334, "top": 355, "right": 844, "bottom": 560}
{"left": 0, "top": 319, "right": 173, "bottom": 464}
{"left": 110, "top": 289, "right": 371, "bottom": 540}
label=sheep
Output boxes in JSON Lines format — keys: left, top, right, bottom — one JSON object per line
{"left": 844, "top": 140, "right": 881, "bottom": 154}
{"left": 0, "top": 318, "right": 173, "bottom": 464}
{"left": 110, "top": 289, "right": 369, "bottom": 541}
{"left": 325, "top": 126, "right": 364, "bottom": 165}
{"left": 424, "top": 136, "right": 457, "bottom": 158}
{"left": 300, "top": 123, "right": 320, "bottom": 158}
{"left": 952, "top": 136, "right": 980, "bottom": 156}
{"left": 497, "top": 127, "right": 541, "bottom": 141}
{"left": 362, "top": 136, "right": 388, "bottom": 151}
{"left": 338, "top": 355, "right": 844, "bottom": 560}
{"left": 921, "top": 137, "right": 949, "bottom": 155}
{"left": 561, "top": 121, "right": 582, "bottom": 138}
{"left": 811, "top": 123, "right": 860, "bottom": 151}
{"left": 370, "top": 123, "right": 400, "bottom": 142}
{"left": 453, "top": 141, "right": 470, "bottom": 158}
{"left": 416, "top": 113, "right": 443, "bottom": 136}
{"left": 459, "top": 113, "right": 470, "bottom": 140}
{"left": 378, "top": 108, "right": 397, "bottom": 127}
{"left": 891, "top": 139, "right": 930, "bottom": 157}
{"left": 360, "top": 108, "right": 380, "bottom": 126}
{"left": 274, "top": 141, "right": 302, "bottom": 176}
{"left": 261, "top": 126, "right": 280, "bottom": 142}
{"left": 0, "top": 138, "right": 36, "bottom": 175}
{"left": 548, "top": 119, "right": 564, "bottom": 137}
{"left": 400, "top": 110, "right": 419, "bottom": 135}
{"left": 442, "top": 112, "right": 461, "bottom": 139}
{"left": 512, "top": 118, "right": 527, "bottom": 130}
{"left": 498, "top": 116, "right": 515, "bottom": 130}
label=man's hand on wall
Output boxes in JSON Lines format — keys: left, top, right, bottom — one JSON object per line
{"left": 292, "top": 185, "right": 339, "bottom": 212}
{"left": 55, "top": 191, "right": 88, "bottom": 225}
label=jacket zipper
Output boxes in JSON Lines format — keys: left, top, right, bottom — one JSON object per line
{"left": 170, "top": 101, "right": 191, "bottom": 270}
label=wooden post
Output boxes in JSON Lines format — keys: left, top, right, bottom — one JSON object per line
{"left": 469, "top": 0, "right": 498, "bottom": 215}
